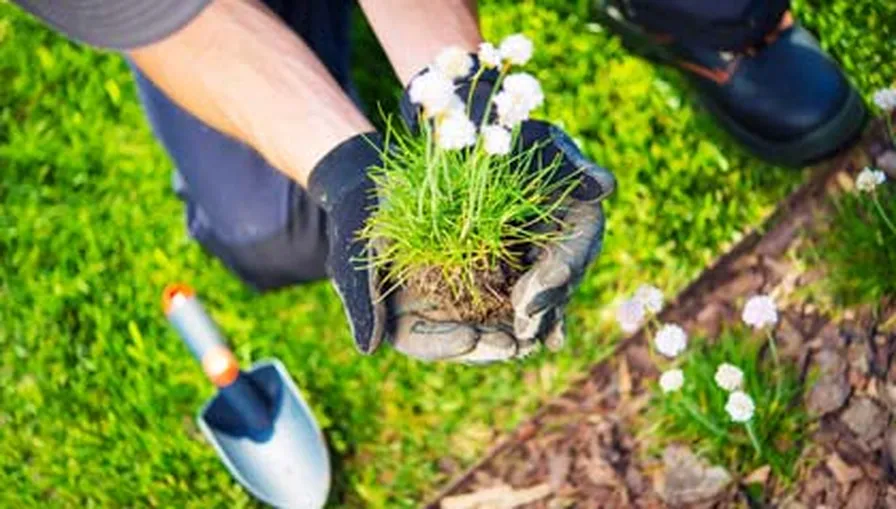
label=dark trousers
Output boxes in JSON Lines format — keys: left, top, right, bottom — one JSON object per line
{"left": 133, "top": 0, "right": 789, "bottom": 291}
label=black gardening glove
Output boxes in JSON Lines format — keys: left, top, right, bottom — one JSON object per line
{"left": 399, "top": 61, "right": 617, "bottom": 353}
{"left": 308, "top": 134, "right": 539, "bottom": 362}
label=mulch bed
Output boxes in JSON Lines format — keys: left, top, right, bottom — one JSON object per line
{"left": 427, "top": 123, "right": 896, "bottom": 509}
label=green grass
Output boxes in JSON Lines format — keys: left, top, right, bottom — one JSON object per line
{"left": 1, "top": 0, "right": 893, "bottom": 507}
{"left": 813, "top": 173, "right": 896, "bottom": 306}
{"left": 642, "top": 328, "right": 809, "bottom": 487}
{"left": 366, "top": 112, "right": 569, "bottom": 313}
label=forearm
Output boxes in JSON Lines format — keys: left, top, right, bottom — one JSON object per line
{"left": 129, "top": 0, "right": 373, "bottom": 187}
{"left": 358, "top": 0, "right": 482, "bottom": 85}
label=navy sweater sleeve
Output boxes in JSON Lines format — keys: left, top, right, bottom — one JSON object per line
{"left": 12, "top": 0, "right": 212, "bottom": 50}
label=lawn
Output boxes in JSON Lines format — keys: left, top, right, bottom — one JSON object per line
{"left": 1, "top": 0, "right": 893, "bottom": 507}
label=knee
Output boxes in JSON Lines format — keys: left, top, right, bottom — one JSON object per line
{"left": 188, "top": 190, "right": 330, "bottom": 292}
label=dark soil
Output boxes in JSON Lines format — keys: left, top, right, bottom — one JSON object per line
{"left": 406, "top": 259, "right": 521, "bottom": 323}
{"left": 428, "top": 124, "right": 896, "bottom": 508}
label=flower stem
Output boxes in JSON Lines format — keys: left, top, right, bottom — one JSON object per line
{"left": 465, "top": 67, "right": 485, "bottom": 119}
{"left": 766, "top": 329, "right": 783, "bottom": 409}
{"left": 765, "top": 329, "right": 780, "bottom": 368}
{"left": 872, "top": 194, "right": 896, "bottom": 237}
{"left": 745, "top": 421, "right": 762, "bottom": 459}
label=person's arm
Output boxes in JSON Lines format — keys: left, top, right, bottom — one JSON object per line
{"left": 358, "top": 0, "right": 482, "bottom": 85}
{"left": 128, "top": 0, "right": 374, "bottom": 187}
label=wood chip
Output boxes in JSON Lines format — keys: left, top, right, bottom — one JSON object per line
{"left": 825, "top": 453, "right": 863, "bottom": 486}
{"left": 743, "top": 465, "right": 771, "bottom": 485}
{"left": 441, "top": 483, "right": 552, "bottom": 509}
{"left": 547, "top": 450, "right": 571, "bottom": 491}
{"left": 617, "top": 357, "right": 632, "bottom": 399}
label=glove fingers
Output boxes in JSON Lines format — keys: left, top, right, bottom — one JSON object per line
{"left": 511, "top": 261, "right": 571, "bottom": 319}
{"left": 329, "top": 240, "right": 387, "bottom": 354}
{"left": 457, "top": 326, "right": 518, "bottom": 364}
{"left": 548, "top": 124, "right": 616, "bottom": 201}
{"left": 543, "top": 312, "right": 566, "bottom": 352}
{"left": 389, "top": 311, "right": 479, "bottom": 361}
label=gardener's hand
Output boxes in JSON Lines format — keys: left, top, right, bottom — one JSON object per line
{"left": 400, "top": 66, "right": 616, "bottom": 353}
{"left": 509, "top": 120, "right": 615, "bottom": 350}
{"left": 307, "top": 134, "right": 546, "bottom": 363}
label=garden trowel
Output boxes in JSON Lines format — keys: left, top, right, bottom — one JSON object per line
{"left": 163, "top": 284, "right": 330, "bottom": 508}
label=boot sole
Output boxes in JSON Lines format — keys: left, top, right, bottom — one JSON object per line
{"left": 594, "top": 1, "right": 868, "bottom": 167}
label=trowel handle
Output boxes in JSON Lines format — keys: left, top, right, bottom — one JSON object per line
{"left": 163, "top": 284, "right": 240, "bottom": 388}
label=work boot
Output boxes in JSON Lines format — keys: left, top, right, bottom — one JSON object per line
{"left": 595, "top": 1, "right": 867, "bottom": 166}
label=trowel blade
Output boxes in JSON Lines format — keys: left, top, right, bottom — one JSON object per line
{"left": 197, "top": 359, "right": 330, "bottom": 508}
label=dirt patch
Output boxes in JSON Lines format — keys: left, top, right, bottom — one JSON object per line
{"left": 405, "top": 261, "right": 520, "bottom": 323}
{"left": 427, "top": 123, "right": 896, "bottom": 508}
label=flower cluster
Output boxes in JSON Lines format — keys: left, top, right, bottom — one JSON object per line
{"left": 725, "top": 390, "right": 755, "bottom": 422}
{"left": 616, "top": 284, "right": 779, "bottom": 427}
{"left": 856, "top": 167, "right": 887, "bottom": 193}
{"left": 741, "top": 294, "right": 778, "bottom": 329}
{"left": 407, "top": 34, "right": 543, "bottom": 152}
{"left": 655, "top": 324, "right": 687, "bottom": 358}
{"left": 714, "top": 363, "right": 744, "bottom": 392}
{"left": 873, "top": 87, "right": 896, "bottom": 112}
{"left": 615, "top": 284, "right": 663, "bottom": 333}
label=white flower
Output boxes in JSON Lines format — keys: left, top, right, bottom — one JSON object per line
{"left": 502, "top": 73, "right": 544, "bottom": 110}
{"left": 725, "top": 391, "right": 755, "bottom": 422}
{"left": 493, "top": 91, "right": 530, "bottom": 127}
{"left": 855, "top": 167, "right": 887, "bottom": 192}
{"left": 634, "top": 284, "right": 663, "bottom": 314}
{"left": 436, "top": 108, "right": 477, "bottom": 150}
{"left": 714, "top": 363, "right": 744, "bottom": 392}
{"left": 872, "top": 88, "right": 896, "bottom": 112}
{"left": 408, "top": 69, "right": 457, "bottom": 118}
{"left": 741, "top": 295, "right": 778, "bottom": 329}
{"left": 654, "top": 323, "right": 687, "bottom": 358}
{"left": 478, "top": 42, "right": 502, "bottom": 68}
{"left": 616, "top": 298, "right": 645, "bottom": 334}
{"left": 434, "top": 46, "right": 474, "bottom": 81}
{"left": 498, "top": 34, "right": 534, "bottom": 65}
{"left": 493, "top": 72, "right": 544, "bottom": 128}
{"left": 659, "top": 369, "right": 684, "bottom": 393}
{"left": 482, "top": 125, "right": 512, "bottom": 155}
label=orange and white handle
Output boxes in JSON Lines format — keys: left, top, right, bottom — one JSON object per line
{"left": 163, "top": 284, "right": 240, "bottom": 388}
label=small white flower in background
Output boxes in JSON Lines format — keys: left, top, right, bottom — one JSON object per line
{"left": 408, "top": 70, "right": 457, "bottom": 118}
{"left": 714, "top": 363, "right": 744, "bottom": 392}
{"left": 725, "top": 391, "right": 755, "bottom": 422}
{"left": 634, "top": 284, "right": 663, "bottom": 314}
{"left": 855, "top": 167, "right": 887, "bottom": 192}
{"left": 478, "top": 42, "right": 502, "bottom": 68}
{"left": 659, "top": 369, "right": 684, "bottom": 393}
{"left": 872, "top": 88, "right": 896, "bottom": 112}
{"left": 494, "top": 72, "right": 544, "bottom": 127}
{"left": 655, "top": 323, "right": 687, "bottom": 358}
{"left": 436, "top": 108, "right": 477, "bottom": 150}
{"left": 498, "top": 33, "right": 533, "bottom": 65}
{"left": 482, "top": 125, "right": 512, "bottom": 156}
{"left": 616, "top": 298, "right": 645, "bottom": 334}
{"left": 741, "top": 295, "right": 778, "bottom": 329}
{"left": 434, "top": 46, "right": 474, "bottom": 81}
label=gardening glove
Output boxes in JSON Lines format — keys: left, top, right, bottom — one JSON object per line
{"left": 509, "top": 120, "right": 616, "bottom": 351}
{"left": 400, "top": 63, "right": 616, "bottom": 353}
{"left": 307, "top": 134, "right": 543, "bottom": 363}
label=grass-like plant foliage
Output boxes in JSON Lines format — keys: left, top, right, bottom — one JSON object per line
{"left": 363, "top": 117, "right": 572, "bottom": 317}
{"left": 814, "top": 165, "right": 896, "bottom": 307}
{"left": 361, "top": 38, "right": 579, "bottom": 318}
{"left": 642, "top": 328, "right": 809, "bottom": 485}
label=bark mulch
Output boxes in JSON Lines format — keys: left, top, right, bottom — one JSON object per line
{"left": 427, "top": 123, "right": 896, "bottom": 509}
